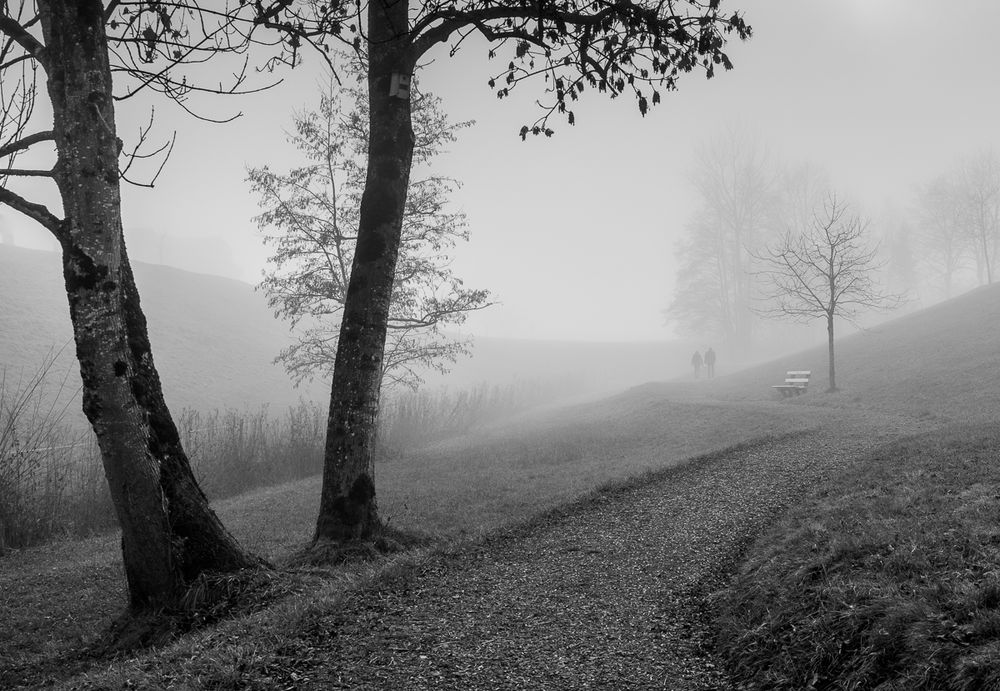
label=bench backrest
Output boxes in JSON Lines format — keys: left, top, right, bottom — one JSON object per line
{"left": 785, "top": 370, "right": 811, "bottom": 385}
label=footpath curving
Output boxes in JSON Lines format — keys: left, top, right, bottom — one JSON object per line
{"left": 261, "top": 414, "right": 898, "bottom": 690}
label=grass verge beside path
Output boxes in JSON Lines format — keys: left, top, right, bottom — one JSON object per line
{"left": 1, "top": 393, "right": 814, "bottom": 688}
{"left": 57, "top": 431, "right": 827, "bottom": 690}
{"left": 713, "top": 420, "right": 1000, "bottom": 690}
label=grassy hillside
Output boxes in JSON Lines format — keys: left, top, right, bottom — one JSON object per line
{"left": 695, "top": 285, "right": 1000, "bottom": 688}
{"left": 657, "top": 282, "right": 1000, "bottom": 423}
{"left": 0, "top": 245, "right": 326, "bottom": 417}
{"left": 713, "top": 422, "right": 1000, "bottom": 690}
{"left": 427, "top": 336, "right": 699, "bottom": 394}
{"left": 3, "top": 266, "right": 1000, "bottom": 688}
{"left": 0, "top": 245, "right": 698, "bottom": 421}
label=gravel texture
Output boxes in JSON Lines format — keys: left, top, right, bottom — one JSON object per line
{"left": 269, "top": 417, "right": 891, "bottom": 690}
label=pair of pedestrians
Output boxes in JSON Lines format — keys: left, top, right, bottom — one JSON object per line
{"left": 691, "top": 347, "right": 716, "bottom": 379}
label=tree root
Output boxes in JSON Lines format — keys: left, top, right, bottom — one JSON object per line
{"left": 288, "top": 524, "right": 435, "bottom": 568}
{"left": 90, "top": 565, "right": 285, "bottom": 655}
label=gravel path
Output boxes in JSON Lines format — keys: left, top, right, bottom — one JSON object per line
{"left": 271, "top": 415, "right": 895, "bottom": 690}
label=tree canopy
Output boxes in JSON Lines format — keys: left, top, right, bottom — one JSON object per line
{"left": 249, "top": 77, "right": 489, "bottom": 390}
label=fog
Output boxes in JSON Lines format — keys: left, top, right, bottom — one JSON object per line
{"left": 2, "top": 0, "right": 999, "bottom": 385}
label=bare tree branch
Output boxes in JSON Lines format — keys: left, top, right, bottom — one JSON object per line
{"left": 0, "top": 185, "right": 62, "bottom": 233}
{"left": 0, "top": 15, "right": 46, "bottom": 70}
{"left": 0, "top": 129, "right": 52, "bottom": 158}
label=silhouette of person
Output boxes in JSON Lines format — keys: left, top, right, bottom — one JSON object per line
{"left": 704, "top": 347, "right": 716, "bottom": 378}
{"left": 691, "top": 350, "right": 703, "bottom": 379}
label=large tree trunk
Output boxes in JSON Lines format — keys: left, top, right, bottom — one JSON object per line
{"left": 39, "top": 0, "right": 257, "bottom": 610}
{"left": 312, "top": 0, "right": 415, "bottom": 543}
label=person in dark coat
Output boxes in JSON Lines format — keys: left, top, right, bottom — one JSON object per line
{"left": 691, "top": 350, "right": 703, "bottom": 379}
{"left": 704, "top": 347, "right": 716, "bottom": 378}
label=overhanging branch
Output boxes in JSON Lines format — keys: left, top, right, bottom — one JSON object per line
{"left": 0, "top": 15, "right": 46, "bottom": 70}
{"left": 0, "top": 129, "right": 53, "bottom": 158}
{"left": 0, "top": 186, "right": 62, "bottom": 234}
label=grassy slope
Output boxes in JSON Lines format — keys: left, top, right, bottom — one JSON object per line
{"left": 0, "top": 245, "right": 695, "bottom": 421}
{"left": 713, "top": 423, "right": 1000, "bottom": 690}
{"left": 702, "top": 285, "right": 1000, "bottom": 689}
{"left": 655, "top": 282, "right": 1000, "bottom": 424}
{"left": 0, "top": 245, "right": 326, "bottom": 418}
{"left": 0, "top": 388, "right": 817, "bottom": 687}
{"left": 4, "top": 277, "right": 1000, "bottom": 687}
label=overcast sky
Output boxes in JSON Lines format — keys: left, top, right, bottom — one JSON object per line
{"left": 6, "top": 0, "right": 1000, "bottom": 342}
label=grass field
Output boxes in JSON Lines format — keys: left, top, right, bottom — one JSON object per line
{"left": 0, "top": 389, "right": 818, "bottom": 688}
{"left": 3, "top": 281, "right": 1000, "bottom": 688}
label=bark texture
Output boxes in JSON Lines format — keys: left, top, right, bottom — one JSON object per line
{"left": 38, "top": 0, "right": 256, "bottom": 610}
{"left": 314, "top": 0, "right": 415, "bottom": 543}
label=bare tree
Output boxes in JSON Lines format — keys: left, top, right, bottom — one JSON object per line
{"left": 913, "top": 173, "right": 970, "bottom": 300}
{"left": 754, "top": 195, "right": 902, "bottom": 392}
{"left": 667, "top": 212, "right": 732, "bottom": 342}
{"left": 249, "top": 76, "right": 489, "bottom": 391}
{"left": 957, "top": 151, "right": 1000, "bottom": 285}
{"left": 0, "top": 0, "right": 336, "bottom": 611}
{"left": 667, "top": 127, "right": 777, "bottom": 348}
{"left": 308, "top": 0, "right": 752, "bottom": 549}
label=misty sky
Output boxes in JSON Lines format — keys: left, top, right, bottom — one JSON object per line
{"left": 5, "top": 0, "right": 1000, "bottom": 342}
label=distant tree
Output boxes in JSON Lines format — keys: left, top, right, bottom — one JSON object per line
{"left": 667, "top": 127, "right": 776, "bottom": 348}
{"left": 0, "top": 0, "right": 335, "bottom": 611}
{"left": 754, "top": 195, "right": 902, "bottom": 392}
{"left": 914, "top": 174, "right": 970, "bottom": 299}
{"left": 957, "top": 151, "right": 1000, "bottom": 285}
{"left": 773, "top": 162, "right": 830, "bottom": 238}
{"left": 249, "top": 77, "right": 489, "bottom": 391}
{"left": 667, "top": 212, "right": 732, "bottom": 341}
{"left": 307, "top": 0, "right": 752, "bottom": 549}
{"left": 881, "top": 214, "right": 918, "bottom": 300}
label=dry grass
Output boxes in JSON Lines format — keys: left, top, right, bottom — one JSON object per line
{"left": 712, "top": 423, "right": 1000, "bottom": 690}
{"left": 6, "top": 282, "right": 1000, "bottom": 688}
{"left": 0, "top": 389, "right": 813, "bottom": 688}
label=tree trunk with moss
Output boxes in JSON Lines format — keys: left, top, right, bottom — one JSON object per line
{"left": 313, "top": 0, "right": 414, "bottom": 544}
{"left": 39, "top": 0, "right": 257, "bottom": 611}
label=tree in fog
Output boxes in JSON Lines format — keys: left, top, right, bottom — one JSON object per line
{"left": 754, "top": 195, "right": 902, "bottom": 392}
{"left": 303, "top": 0, "right": 751, "bottom": 551}
{"left": 957, "top": 151, "right": 1000, "bottom": 285}
{"left": 880, "top": 213, "right": 919, "bottom": 300}
{"left": 0, "top": 0, "right": 334, "bottom": 611}
{"left": 249, "top": 78, "right": 489, "bottom": 391}
{"left": 914, "top": 174, "right": 970, "bottom": 299}
{"left": 667, "top": 128, "right": 776, "bottom": 348}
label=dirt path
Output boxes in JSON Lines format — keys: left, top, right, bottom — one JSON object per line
{"left": 269, "top": 414, "right": 896, "bottom": 690}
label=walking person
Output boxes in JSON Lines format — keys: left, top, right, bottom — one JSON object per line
{"left": 704, "top": 347, "right": 716, "bottom": 378}
{"left": 691, "top": 350, "right": 703, "bottom": 379}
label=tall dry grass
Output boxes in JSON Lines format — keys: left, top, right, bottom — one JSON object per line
{"left": 0, "top": 361, "right": 573, "bottom": 551}
{"left": 0, "top": 354, "right": 327, "bottom": 550}
{"left": 0, "top": 352, "right": 110, "bottom": 551}
{"left": 180, "top": 404, "right": 325, "bottom": 499}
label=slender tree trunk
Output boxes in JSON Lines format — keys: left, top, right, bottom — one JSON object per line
{"left": 39, "top": 0, "right": 257, "bottom": 610}
{"left": 982, "top": 231, "right": 993, "bottom": 284}
{"left": 313, "top": 0, "right": 414, "bottom": 543}
{"left": 826, "top": 313, "right": 837, "bottom": 392}
{"left": 944, "top": 248, "right": 954, "bottom": 299}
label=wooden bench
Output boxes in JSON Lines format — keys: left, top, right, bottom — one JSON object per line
{"left": 772, "top": 370, "right": 811, "bottom": 397}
